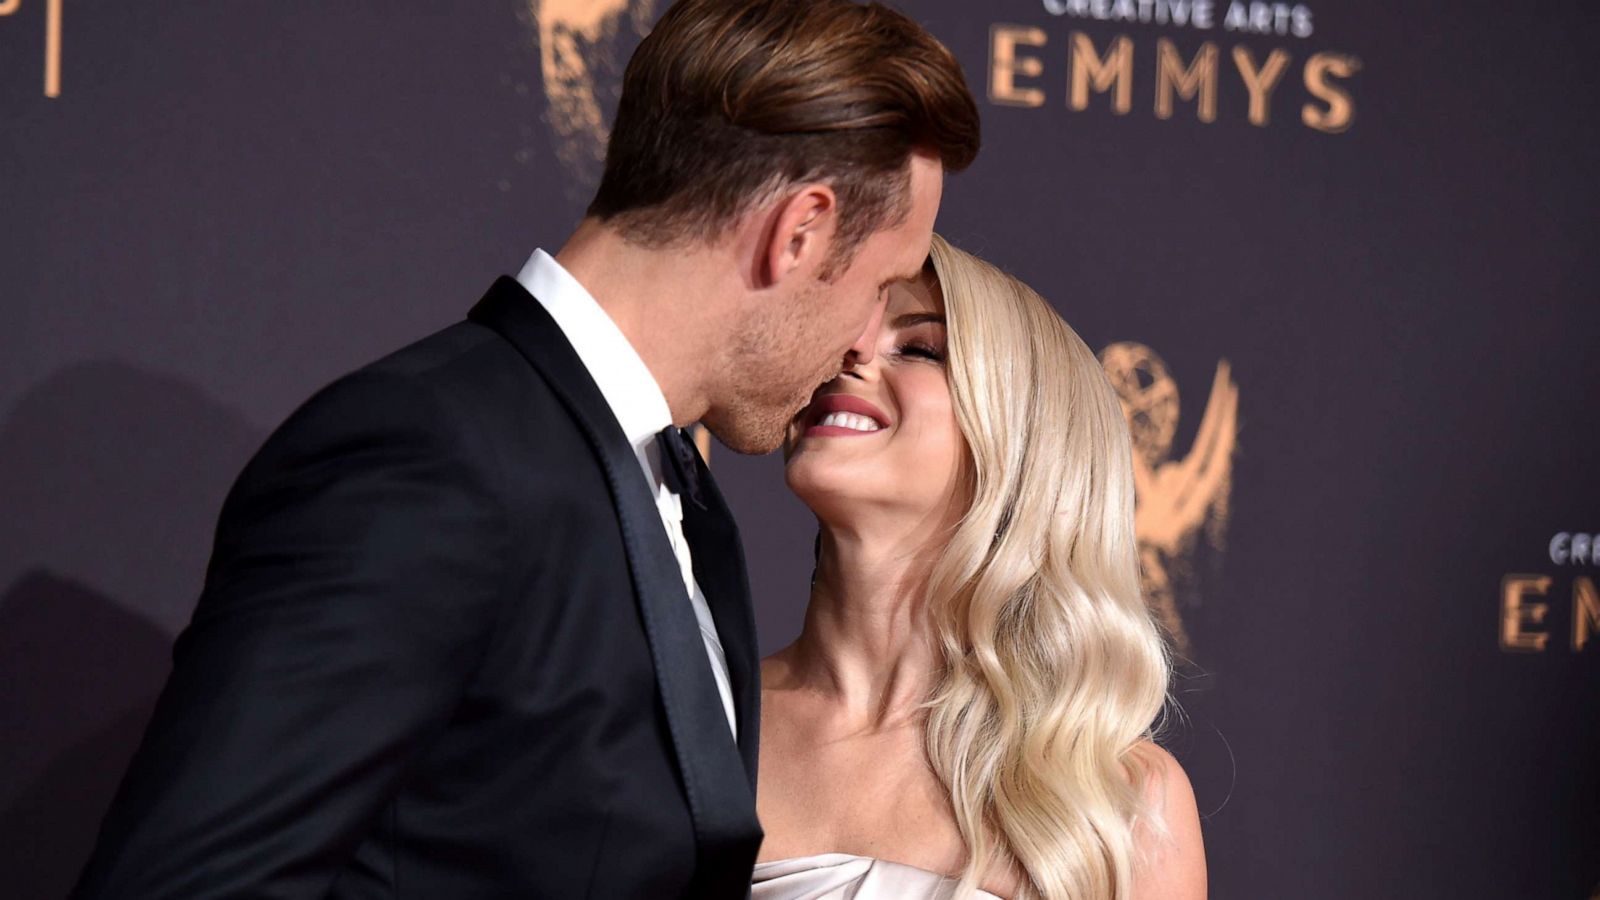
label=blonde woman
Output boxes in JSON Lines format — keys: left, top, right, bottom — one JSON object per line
{"left": 753, "top": 235, "right": 1206, "bottom": 899}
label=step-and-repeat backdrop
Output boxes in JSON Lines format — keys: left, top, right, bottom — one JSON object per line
{"left": 3, "top": 2, "right": 1595, "bottom": 897}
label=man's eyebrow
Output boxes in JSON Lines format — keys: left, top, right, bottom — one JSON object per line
{"left": 891, "top": 312, "right": 945, "bottom": 329}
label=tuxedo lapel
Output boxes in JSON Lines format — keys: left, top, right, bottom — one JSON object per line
{"left": 679, "top": 442, "right": 761, "bottom": 788}
{"left": 467, "top": 277, "right": 761, "bottom": 886}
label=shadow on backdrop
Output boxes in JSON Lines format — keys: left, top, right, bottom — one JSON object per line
{"left": 0, "top": 361, "right": 262, "bottom": 897}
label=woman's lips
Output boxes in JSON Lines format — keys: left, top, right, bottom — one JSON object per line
{"left": 802, "top": 393, "right": 891, "bottom": 438}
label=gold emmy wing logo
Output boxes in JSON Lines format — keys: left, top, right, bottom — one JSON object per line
{"left": 524, "top": 0, "right": 658, "bottom": 191}
{"left": 1100, "top": 343, "right": 1239, "bottom": 656}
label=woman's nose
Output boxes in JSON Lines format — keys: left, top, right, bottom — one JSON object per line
{"left": 836, "top": 344, "right": 883, "bottom": 381}
{"left": 843, "top": 294, "right": 889, "bottom": 368}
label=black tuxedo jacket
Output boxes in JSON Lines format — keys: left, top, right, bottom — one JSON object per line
{"left": 72, "top": 278, "right": 764, "bottom": 898}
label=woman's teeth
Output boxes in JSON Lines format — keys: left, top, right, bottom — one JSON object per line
{"left": 817, "top": 411, "right": 883, "bottom": 432}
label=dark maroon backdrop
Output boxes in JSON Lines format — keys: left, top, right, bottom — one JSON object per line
{"left": 3, "top": 2, "right": 1596, "bottom": 897}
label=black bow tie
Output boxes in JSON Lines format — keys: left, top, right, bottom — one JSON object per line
{"left": 657, "top": 425, "right": 706, "bottom": 510}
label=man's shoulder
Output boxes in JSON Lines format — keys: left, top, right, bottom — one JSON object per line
{"left": 258, "top": 313, "right": 576, "bottom": 472}
{"left": 362, "top": 317, "right": 524, "bottom": 394}
{"left": 334, "top": 310, "right": 565, "bottom": 425}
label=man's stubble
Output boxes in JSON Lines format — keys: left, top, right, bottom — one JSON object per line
{"left": 701, "top": 279, "right": 845, "bottom": 456}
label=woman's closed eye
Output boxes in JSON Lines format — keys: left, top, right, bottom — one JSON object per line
{"left": 896, "top": 340, "right": 946, "bottom": 363}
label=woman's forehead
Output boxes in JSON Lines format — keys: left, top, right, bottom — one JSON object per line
{"left": 886, "top": 273, "right": 943, "bottom": 318}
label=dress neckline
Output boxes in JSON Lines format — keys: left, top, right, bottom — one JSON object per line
{"left": 753, "top": 852, "right": 1008, "bottom": 899}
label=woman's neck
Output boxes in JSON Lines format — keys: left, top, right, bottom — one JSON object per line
{"left": 781, "top": 523, "right": 949, "bottom": 729}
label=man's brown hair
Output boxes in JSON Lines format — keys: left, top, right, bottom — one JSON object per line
{"left": 587, "top": 0, "right": 980, "bottom": 276}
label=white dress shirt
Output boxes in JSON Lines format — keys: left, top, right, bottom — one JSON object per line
{"left": 516, "top": 248, "right": 737, "bottom": 739}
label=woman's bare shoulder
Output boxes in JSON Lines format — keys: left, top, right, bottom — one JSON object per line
{"left": 1128, "top": 740, "right": 1207, "bottom": 900}
{"left": 759, "top": 645, "right": 801, "bottom": 692}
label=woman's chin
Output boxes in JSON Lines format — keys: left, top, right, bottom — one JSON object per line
{"left": 784, "top": 461, "right": 869, "bottom": 519}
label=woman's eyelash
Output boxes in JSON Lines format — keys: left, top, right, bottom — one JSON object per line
{"left": 897, "top": 341, "right": 945, "bottom": 362}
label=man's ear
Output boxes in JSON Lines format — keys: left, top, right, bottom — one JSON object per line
{"left": 761, "top": 184, "right": 836, "bottom": 288}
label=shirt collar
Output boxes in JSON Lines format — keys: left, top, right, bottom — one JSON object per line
{"left": 516, "top": 248, "right": 674, "bottom": 479}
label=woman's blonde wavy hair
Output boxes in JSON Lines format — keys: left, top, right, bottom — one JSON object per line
{"left": 922, "top": 234, "right": 1172, "bottom": 899}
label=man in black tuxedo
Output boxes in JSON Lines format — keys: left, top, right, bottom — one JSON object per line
{"left": 71, "top": 1, "right": 978, "bottom": 898}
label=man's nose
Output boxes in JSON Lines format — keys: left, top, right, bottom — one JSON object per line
{"left": 843, "top": 294, "right": 889, "bottom": 368}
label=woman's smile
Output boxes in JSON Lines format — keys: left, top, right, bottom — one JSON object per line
{"left": 801, "top": 393, "right": 893, "bottom": 439}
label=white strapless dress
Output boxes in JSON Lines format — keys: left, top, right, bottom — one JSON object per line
{"left": 752, "top": 853, "right": 1005, "bottom": 899}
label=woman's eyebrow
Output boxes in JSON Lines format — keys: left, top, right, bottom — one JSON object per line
{"left": 890, "top": 312, "right": 945, "bottom": 329}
